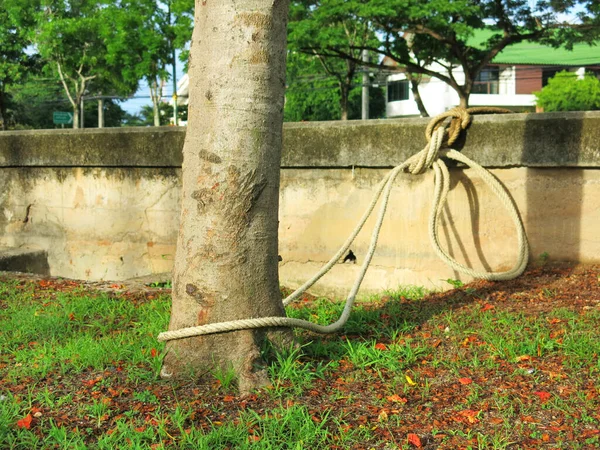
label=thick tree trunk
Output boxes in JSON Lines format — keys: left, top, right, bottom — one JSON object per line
{"left": 160, "top": 0, "right": 290, "bottom": 393}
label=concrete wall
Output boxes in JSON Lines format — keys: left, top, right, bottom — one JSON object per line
{"left": 1, "top": 112, "right": 599, "bottom": 294}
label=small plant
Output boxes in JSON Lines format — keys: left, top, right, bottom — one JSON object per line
{"left": 538, "top": 251, "right": 550, "bottom": 265}
{"left": 148, "top": 280, "right": 172, "bottom": 289}
{"left": 210, "top": 364, "right": 237, "bottom": 391}
{"left": 445, "top": 278, "right": 464, "bottom": 289}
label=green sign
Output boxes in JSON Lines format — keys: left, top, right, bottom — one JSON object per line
{"left": 53, "top": 111, "right": 73, "bottom": 125}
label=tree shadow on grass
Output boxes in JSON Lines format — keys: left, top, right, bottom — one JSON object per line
{"left": 283, "top": 262, "right": 582, "bottom": 361}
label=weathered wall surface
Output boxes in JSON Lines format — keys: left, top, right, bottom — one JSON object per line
{"left": 1, "top": 112, "right": 599, "bottom": 294}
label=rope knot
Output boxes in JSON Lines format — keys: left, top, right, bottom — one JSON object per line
{"left": 404, "top": 106, "right": 514, "bottom": 176}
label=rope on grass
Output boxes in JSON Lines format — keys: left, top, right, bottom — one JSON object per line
{"left": 157, "top": 107, "right": 529, "bottom": 342}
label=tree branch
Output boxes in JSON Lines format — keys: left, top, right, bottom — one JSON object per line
{"left": 56, "top": 61, "right": 76, "bottom": 108}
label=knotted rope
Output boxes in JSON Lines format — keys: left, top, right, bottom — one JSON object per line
{"left": 158, "top": 107, "right": 528, "bottom": 342}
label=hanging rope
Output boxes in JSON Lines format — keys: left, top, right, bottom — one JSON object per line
{"left": 157, "top": 107, "right": 529, "bottom": 342}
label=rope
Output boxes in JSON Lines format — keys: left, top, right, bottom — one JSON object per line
{"left": 157, "top": 107, "right": 529, "bottom": 342}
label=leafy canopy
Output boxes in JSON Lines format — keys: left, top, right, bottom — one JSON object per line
{"left": 298, "top": 0, "right": 599, "bottom": 105}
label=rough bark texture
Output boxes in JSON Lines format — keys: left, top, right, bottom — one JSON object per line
{"left": 160, "top": 0, "right": 290, "bottom": 393}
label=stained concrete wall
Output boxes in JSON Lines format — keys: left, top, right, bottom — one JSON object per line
{"left": 1, "top": 112, "right": 599, "bottom": 293}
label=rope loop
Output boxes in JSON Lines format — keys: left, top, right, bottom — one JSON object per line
{"left": 157, "top": 107, "right": 528, "bottom": 342}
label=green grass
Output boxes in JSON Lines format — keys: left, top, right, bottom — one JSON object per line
{"left": 1, "top": 276, "right": 599, "bottom": 449}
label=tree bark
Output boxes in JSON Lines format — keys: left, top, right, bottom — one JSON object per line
{"left": 406, "top": 72, "right": 429, "bottom": 117}
{"left": 160, "top": 0, "right": 290, "bottom": 393}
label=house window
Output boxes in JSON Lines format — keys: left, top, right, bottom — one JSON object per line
{"left": 472, "top": 67, "right": 500, "bottom": 94}
{"left": 542, "top": 68, "right": 562, "bottom": 86}
{"left": 387, "top": 80, "right": 409, "bottom": 102}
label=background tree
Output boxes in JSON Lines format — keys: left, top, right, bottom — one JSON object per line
{"left": 4, "top": 76, "right": 67, "bottom": 129}
{"left": 171, "top": 0, "right": 194, "bottom": 70}
{"left": 160, "top": 0, "right": 292, "bottom": 393}
{"left": 0, "top": 0, "right": 40, "bottom": 130}
{"left": 288, "top": 0, "right": 380, "bottom": 120}
{"left": 285, "top": 52, "right": 385, "bottom": 121}
{"left": 535, "top": 71, "right": 600, "bottom": 111}
{"left": 34, "top": 0, "right": 140, "bottom": 129}
{"left": 305, "top": 0, "right": 599, "bottom": 108}
{"left": 106, "top": 0, "right": 174, "bottom": 127}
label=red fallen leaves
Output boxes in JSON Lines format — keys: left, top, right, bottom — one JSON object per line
{"left": 455, "top": 409, "right": 479, "bottom": 424}
{"left": 407, "top": 433, "right": 422, "bottom": 447}
{"left": 223, "top": 395, "right": 235, "bottom": 402}
{"left": 386, "top": 394, "right": 408, "bottom": 404}
{"left": 83, "top": 377, "right": 103, "bottom": 387}
{"left": 458, "top": 377, "right": 473, "bottom": 385}
{"left": 150, "top": 348, "right": 158, "bottom": 358}
{"left": 374, "top": 342, "right": 387, "bottom": 351}
{"left": 481, "top": 303, "right": 495, "bottom": 312}
{"left": 16, "top": 414, "right": 33, "bottom": 429}
{"left": 534, "top": 391, "right": 552, "bottom": 402}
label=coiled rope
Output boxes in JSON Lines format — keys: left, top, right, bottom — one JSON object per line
{"left": 158, "top": 107, "right": 529, "bottom": 342}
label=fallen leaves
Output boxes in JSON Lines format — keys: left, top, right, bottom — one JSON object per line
{"left": 454, "top": 409, "right": 480, "bottom": 424}
{"left": 16, "top": 414, "right": 33, "bottom": 429}
{"left": 533, "top": 391, "right": 552, "bottom": 403}
{"left": 405, "top": 375, "right": 417, "bottom": 386}
{"left": 407, "top": 433, "right": 422, "bottom": 448}
{"left": 2, "top": 265, "right": 600, "bottom": 449}
{"left": 386, "top": 394, "right": 407, "bottom": 404}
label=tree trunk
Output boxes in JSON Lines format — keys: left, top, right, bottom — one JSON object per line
{"left": 457, "top": 85, "right": 470, "bottom": 108}
{"left": 72, "top": 106, "right": 79, "bottom": 129}
{"left": 150, "top": 79, "right": 161, "bottom": 127}
{"left": 160, "top": 0, "right": 290, "bottom": 394}
{"left": 340, "top": 84, "right": 349, "bottom": 120}
{"left": 406, "top": 73, "right": 429, "bottom": 117}
{"left": 0, "top": 87, "right": 7, "bottom": 131}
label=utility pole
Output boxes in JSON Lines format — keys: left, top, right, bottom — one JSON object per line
{"left": 361, "top": 49, "right": 369, "bottom": 120}
{"left": 172, "top": 49, "right": 178, "bottom": 126}
{"left": 98, "top": 98, "right": 104, "bottom": 128}
{"left": 169, "top": 0, "right": 178, "bottom": 126}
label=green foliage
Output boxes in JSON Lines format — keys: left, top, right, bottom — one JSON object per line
{"left": 288, "top": 0, "right": 382, "bottom": 120}
{"left": 297, "top": 0, "right": 599, "bottom": 106}
{"left": 284, "top": 52, "right": 386, "bottom": 122}
{"left": 535, "top": 71, "right": 600, "bottom": 112}
{"left": 32, "top": 0, "right": 139, "bottom": 120}
{"left": 0, "top": 0, "right": 41, "bottom": 129}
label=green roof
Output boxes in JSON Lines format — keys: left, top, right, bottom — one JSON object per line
{"left": 469, "top": 29, "right": 600, "bottom": 66}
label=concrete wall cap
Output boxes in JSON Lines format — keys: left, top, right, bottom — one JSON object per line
{"left": 1, "top": 112, "right": 598, "bottom": 168}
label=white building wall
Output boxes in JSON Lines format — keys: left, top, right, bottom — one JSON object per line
{"left": 387, "top": 64, "right": 537, "bottom": 117}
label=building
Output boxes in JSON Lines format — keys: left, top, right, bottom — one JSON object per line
{"left": 385, "top": 32, "right": 600, "bottom": 117}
